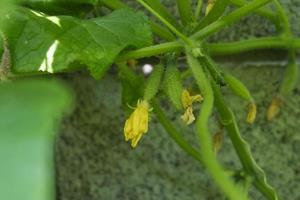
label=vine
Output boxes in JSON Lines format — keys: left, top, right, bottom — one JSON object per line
{"left": 1, "top": 0, "right": 299, "bottom": 199}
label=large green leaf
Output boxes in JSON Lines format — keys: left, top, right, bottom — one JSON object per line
{"left": 20, "top": 0, "right": 95, "bottom": 15}
{"left": 193, "top": 0, "right": 230, "bottom": 32}
{"left": 0, "top": 0, "right": 16, "bottom": 26}
{"left": 4, "top": 8, "right": 152, "bottom": 78}
{"left": 0, "top": 36, "right": 3, "bottom": 57}
{"left": 21, "top": 0, "right": 97, "bottom": 4}
{"left": 0, "top": 79, "right": 73, "bottom": 200}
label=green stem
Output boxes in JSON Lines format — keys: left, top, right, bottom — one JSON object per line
{"left": 193, "top": 0, "right": 230, "bottom": 32}
{"left": 230, "top": 0, "right": 277, "bottom": 25}
{"left": 116, "top": 41, "right": 182, "bottom": 62}
{"left": 150, "top": 22, "right": 176, "bottom": 41}
{"left": 115, "top": 36, "right": 300, "bottom": 63}
{"left": 195, "top": 0, "right": 203, "bottom": 19}
{"left": 186, "top": 49, "right": 246, "bottom": 200}
{"left": 181, "top": 68, "right": 191, "bottom": 80}
{"left": 191, "top": 0, "right": 272, "bottom": 40}
{"left": 100, "top": 0, "right": 126, "bottom": 9}
{"left": 143, "top": 0, "right": 182, "bottom": 29}
{"left": 152, "top": 100, "right": 202, "bottom": 162}
{"left": 273, "top": 0, "right": 291, "bottom": 35}
{"left": 100, "top": 0, "right": 175, "bottom": 41}
{"left": 137, "top": 0, "right": 192, "bottom": 45}
{"left": 280, "top": 50, "right": 299, "bottom": 95}
{"left": 176, "top": 0, "right": 193, "bottom": 26}
{"left": 211, "top": 80, "right": 279, "bottom": 200}
{"left": 203, "top": 56, "right": 225, "bottom": 85}
{"left": 207, "top": 37, "right": 300, "bottom": 55}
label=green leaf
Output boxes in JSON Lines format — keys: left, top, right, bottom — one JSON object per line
{"left": 0, "top": 0, "right": 16, "bottom": 27}
{"left": 0, "top": 36, "right": 3, "bottom": 57}
{"left": 176, "top": 0, "right": 193, "bottom": 26}
{"left": 22, "top": 0, "right": 97, "bottom": 4}
{"left": 193, "top": 0, "right": 230, "bottom": 32}
{"left": 143, "top": 0, "right": 181, "bottom": 29}
{"left": 0, "top": 79, "right": 73, "bottom": 200}
{"left": 4, "top": 8, "right": 152, "bottom": 78}
{"left": 118, "top": 63, "right": 145, "bottom": 116}
{"left": 20, "top": 0, "right": 95, "bottom": 16}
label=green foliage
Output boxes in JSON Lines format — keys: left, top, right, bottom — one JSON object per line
{"left": 21, "top": 0, "right": 93, "bottom": 16}
{"left": 0, "top": 36, "right": 3, "bottom": 57}
{"left": 3, "top": 8, "right": 152, "bottom": 78}
{"left": 223, "top": 73, "right": 253, "bottom": 101}
{"left": 186, "top": 48, "right": 246, "bottom": 200}
{"left": 119, "top": 63, "right": 145, "bottom": 116}
{"left": 211, "top": 81, "right": 278, "bottom": 200}
{"left": 144, "top": 64, "right": 164, "bottom": 101}
{"left": 22, "top": 0, "right": 97, "bottom": 4}
{"left": 0, "top": 0, "right": 16, "bottom": 27}
{"left": 164, "top": 62, "right": 183, "bottom": 110}
{"left": 194, "top": 0, "right": 230, "bottom": 31}
{"left": 1, "top": 0, "right": 299, "bottom": 200}
{"left": 176, "top": 0, "right": 193, "bottom": 26}
{"left": 0, "top": 79, "right": 73, "bottom": 200}
{"left": 143, "top": 0, "right": 181, "bottom": 29}
{"left": 280, "top": 53, "right": 299, "bottom": 95}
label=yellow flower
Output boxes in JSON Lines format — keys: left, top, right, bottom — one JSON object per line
{"left": 181, "top": 89, "right": 203, "bottom": 125}
{"left": 181, "top": 106, "right": 195, "bottom": 125}
{"left": 246, "top": 102, "right": 257, "bottom": 124}
{"left": 267, "top": 96, "right": 282, "bottom": 121}
{"left": 124, "top": 100, "right": 150, "bottom": 148}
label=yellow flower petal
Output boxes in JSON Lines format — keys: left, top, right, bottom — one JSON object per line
{"left": 131, "top": 133, "right": 143, "bottom": 148}
{"left": 190, "top": 94, "right": 203, "bottom": 103}
{"left": 181, "top": 89, "right": 191, "bottom": 108}
{"left": 246, "top": 102, "right": 257, "bottom": 124}
{"left": 124, "top": 119, "right": 132, "bottom": 141}
{"left": 267, "top": 96, "right": 282, "bottom": 121}
{"left": 205, "top": 0, "right": 216, "bottom": 16}
{"left": 181, "top": 89, "right": 203, "bottom": 108}
{"left": 181, "top": 89, "right": 203, "bottom": 125}
{"left": 181, "top": 106, "right": 195, "bottom": 125}
{"left": 123, "top": 99, "right": 150, "bottom": 148}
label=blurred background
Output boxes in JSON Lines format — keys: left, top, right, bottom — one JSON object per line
{"left": 56, "top": 1, "right": 300, "bottom": 199}
{"left": 0, "top": 0, "right": 299, "bottom": 200}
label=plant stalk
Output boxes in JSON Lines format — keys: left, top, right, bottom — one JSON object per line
{"left": 186, "top": 49, "right": 246, "bottom": 200}
{"left": 100, "top": 0, "right": 175, "bottom": 42}
{"left": 152, "top": 100, "right": 202, "bottom": 163}
{"left": 211, "top": 79, "right": 279, "bottom": 200}
{"left": 191, "top": 0, "right": 272, "bottom": 40}
{"left": 176, "top": 0, "right": 193, "bottom": 26}
{"left": 116, "top": 41, "right": 182, "bottom": 62}
{"left": 136, "top": 0, "right": 192, "bottom": 45}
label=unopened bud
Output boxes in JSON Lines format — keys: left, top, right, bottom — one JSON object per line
{"left": 246, "top": 102, "right": 257, "bottom": 124}
{"left": 213, "top": 131, "right": 224, "bottom": 155}
{"left": 127, "top": 59, "right": 138, "bottom": 67}
{"left": 267, "top": 96, "right": 282, "bottom": 121}
{"left": 205, "top": 0, "right": 216, "bottom": 16}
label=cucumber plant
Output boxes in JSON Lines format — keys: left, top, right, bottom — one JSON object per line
{"left": 1, "top": 0, "right": 299, "bottom": 199}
